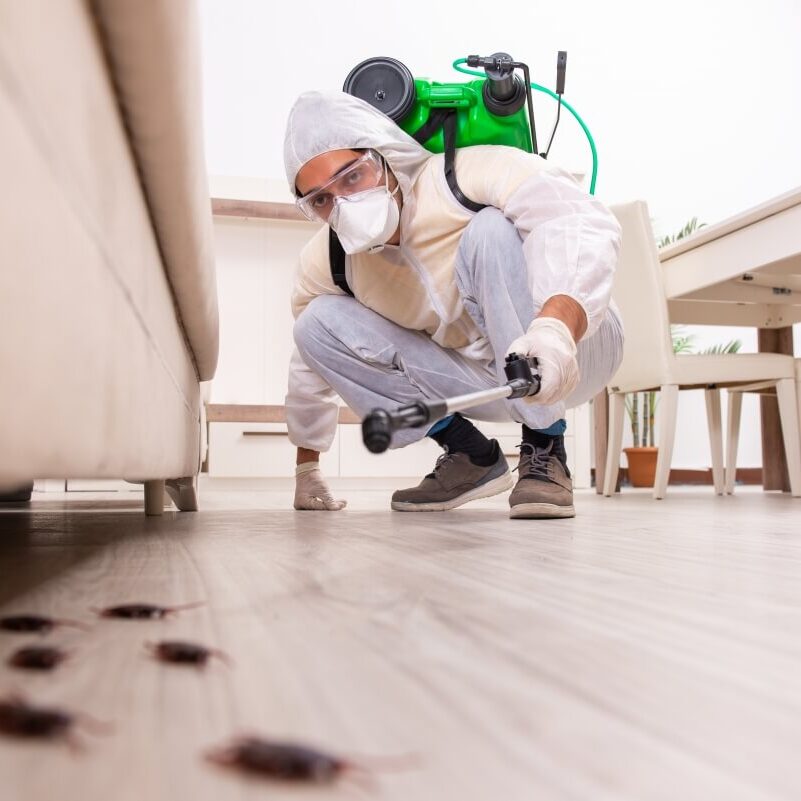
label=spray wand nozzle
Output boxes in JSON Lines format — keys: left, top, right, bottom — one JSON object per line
{"left": 467, "top": 54, "right": 513, "bottom": 73}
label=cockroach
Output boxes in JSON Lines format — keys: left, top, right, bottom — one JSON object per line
{"left": 0, "top": 694, "right": 111, "bottom": 749}
{"left": 206, "top": 736, "right": 416, "bottom": 787}
{"left": 7, "top": 645, "right": 69, "bottom": 671}
{"left": 145, "top": 640, "right": 233, "bottom": 668}
{"left": 206, "top": 737, "right": 362, "bottom": 785}
{"left": 0, "top": 695, "right": 72, "bottom": 740}
{"left": 91, "top": 601, "right": 204, "bottom": 620}
{"left": 0, "top": 615, "right": 87, "bottom": 634}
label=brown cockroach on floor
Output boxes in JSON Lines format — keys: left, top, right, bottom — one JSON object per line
{"left": 145, "top": 640, "right": 233, "bottom": 668}
{"left": 7, "top": 645, "right": 69, "bottom": 671}
{"left": 205, "top": 736, "right": 416, "bottom": 788}
{"left": 0, "top": 615, "right": 88, "bottom": 634}
{"left": 0, "top": 694, "right": 111, "bottom": 749}
{"left": 91, "top": 601, "right": 204, "bottom": 620}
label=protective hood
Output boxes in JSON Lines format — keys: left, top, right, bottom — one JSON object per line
{"left": 284, "top": 91, "right": 431, "bottom": 207}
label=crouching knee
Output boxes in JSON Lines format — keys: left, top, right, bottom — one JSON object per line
{"left": 459, "top": 207, "right": 520, "bottom": 259}
{"left": 293, "top": 294, "right": 353, "bottom": 356}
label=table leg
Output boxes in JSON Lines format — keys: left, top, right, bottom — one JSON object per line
{"left": 758, "top": 327, "right": 794, "bottom": 492}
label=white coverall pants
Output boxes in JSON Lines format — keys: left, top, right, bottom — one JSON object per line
{"left": 294, "top": 207, "right": 624, "bottom": 448}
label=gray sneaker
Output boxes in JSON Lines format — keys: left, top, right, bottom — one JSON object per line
{"left": 391, "top": 441, "right": 513, "bottom": 512}
{"left": 509, "top": 442, "right": 575, "bottom": 519}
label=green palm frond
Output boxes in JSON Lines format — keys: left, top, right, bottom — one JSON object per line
{"left": 671, "top": 325, "right": 696, "bottom": 354}
{"left": 657, "top": 217, "right": 706, "bottom": 249}
{"left": 672, "top": 335, "right": 696, "bottom": 354}
{"left": 700, "top": 339, "right": 742, "bottom": 355}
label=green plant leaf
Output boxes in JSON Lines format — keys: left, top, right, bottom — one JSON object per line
{"left": 656, "top": 217, "right": 706, "bottom": 249}
{"left": 700, "top": 339, "right": 742, "bottom": 354}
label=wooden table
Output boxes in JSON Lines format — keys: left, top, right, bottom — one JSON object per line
{"left": 595, "top": 187, "right": 801, "bottom": 492}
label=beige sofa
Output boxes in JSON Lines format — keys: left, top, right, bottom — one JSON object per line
{"left": 0, "top": 0, "right": 218, "bottom": 514}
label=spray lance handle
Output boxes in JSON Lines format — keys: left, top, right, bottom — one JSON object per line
{"left": 556, "top": 50, "right": 567, "bottom": 95}
{"left": 361, "top": 353, "right": 540, "bottom": 454}
{"left": 504, "top": 352, "right": 541, "bottom": 398}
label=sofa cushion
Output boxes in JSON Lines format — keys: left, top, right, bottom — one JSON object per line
{"left": 0, "top": 82, "right": 200, "bottom": 483}
{"left": 0, "top": 0, "right": 203, "bottom": 482}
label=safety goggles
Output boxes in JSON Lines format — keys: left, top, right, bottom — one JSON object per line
{"left": 296, "top": 150, "right": 386, "bottom": 223}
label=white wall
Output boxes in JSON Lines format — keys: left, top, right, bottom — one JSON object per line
{"left": 199, "top": 0, "right": 801, "bottom": 469}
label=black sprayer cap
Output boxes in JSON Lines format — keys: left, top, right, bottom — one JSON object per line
{"left": 343, "top": 57, "right": 417, "bottom": 123}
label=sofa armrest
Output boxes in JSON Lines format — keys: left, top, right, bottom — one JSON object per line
{"left": 91, "top": 0, "right": 219, "bottom": 381}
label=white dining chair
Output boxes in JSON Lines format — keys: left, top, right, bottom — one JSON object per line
{"left": 603, "top": 201, "right": 801, "bottom": 499}
{"left": 723, "top": 359, "right": 801, "bottom": 493}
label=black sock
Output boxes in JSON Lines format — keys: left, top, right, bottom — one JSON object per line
{"left": 522, "top": 425, "right": 569, "bottom": 471}
{"left": 431, "top": 414, "right": 498, "bottom": 467}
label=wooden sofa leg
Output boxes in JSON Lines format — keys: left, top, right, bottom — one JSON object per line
{"left": 165, "top": 475, "right": 199, "bottom": 512}
{"left": 144, "top": 480, "right": 166, "bottom": 516}
{"left": 0, "top": 481, "right": 34, "bottom": 502}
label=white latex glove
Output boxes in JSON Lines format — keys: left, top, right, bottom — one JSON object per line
{"left": 506, "top": 317, "right": 580, "bottom": 406}
{"left": 294, "top": 462, "right": 347, "bottom": 511}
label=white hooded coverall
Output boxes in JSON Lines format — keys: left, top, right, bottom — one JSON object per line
{"left": 284, "top": 91, "right": 624, "bottom": 452}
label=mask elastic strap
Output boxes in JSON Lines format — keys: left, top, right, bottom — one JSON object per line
{"left": 378, "top": 153, "right": 400, "bottom": 198}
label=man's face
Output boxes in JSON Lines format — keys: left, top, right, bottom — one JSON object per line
{"left": 295, "top": 149, "right": 401, "bottom": 245}
{"left": 295, "top": 149, "right": 364, "bottom": 198}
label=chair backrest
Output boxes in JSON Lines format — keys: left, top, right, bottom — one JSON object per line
{"left": 607, "top": 201, "right": 676, "bottom": 392}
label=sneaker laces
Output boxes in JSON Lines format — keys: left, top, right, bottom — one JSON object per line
{"left": 515, "top": 441, "right": 554, "bottom": 481}
{"left": 426, "top": 447, "right": 456, "bottom": 479}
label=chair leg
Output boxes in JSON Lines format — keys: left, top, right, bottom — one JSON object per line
{"left": 776, "top": 379, "right": 801, "bottom": 497}
{"left": 165, "top": 476, "right": 199, "bottom": 512}
{"left": 725, "top": 391, "right": 743, "bottom": 495}
{"left": 144, "top": 480, "right": 166, "bottom": 516}
{"left": 653, "top": 385, "right": 679, "bottom": 500}
{"left": 603, "top": 392, "right": 626, "bottom": 496}
{"left": 704, "top": 388, "right": 724, "bottom": 495}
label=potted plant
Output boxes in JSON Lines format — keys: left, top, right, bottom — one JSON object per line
{"left": 623, "top": 329, "right": 694, "bottom": 486}
{"left": 623, "top": 393, "right": 658, "bottom": 487}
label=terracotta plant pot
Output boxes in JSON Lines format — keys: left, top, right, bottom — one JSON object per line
{"left": 624, "top": 447, "right": 659, "bottom": 488}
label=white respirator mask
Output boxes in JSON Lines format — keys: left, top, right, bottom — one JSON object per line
{"left": 329, "top": 169, "right": 400, "bottom": 255}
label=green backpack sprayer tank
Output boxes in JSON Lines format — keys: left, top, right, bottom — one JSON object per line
{"left": 328, "top": 52, "right": 598, "bottom": 295}
{"left": 345, "top": 55, "right": 536, "bottom": 154}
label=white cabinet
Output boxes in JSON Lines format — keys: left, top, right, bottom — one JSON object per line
{"left": 65, "top": 479, "right": 139, "bottom": 492}
{"left": 211, "top": 216, "right": 310, "bottom": 405}
{"left": 211, "top": 219, "right": 268, "bottom": 404}
{"left": 338, "top": 426, "right": 442, "bottom": 478}
{"left": 208, "top": 181, "right": 593, "bottom": 486}
{"left": 208, "top": 412, "right": 591, "bottom": 488}
{"left": 208, "top": 422, "right": 340, "bottom": 478}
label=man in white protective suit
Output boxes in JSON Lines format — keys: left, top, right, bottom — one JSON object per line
{"left": 285, "top": 90, "right": 623, "bottom": 519}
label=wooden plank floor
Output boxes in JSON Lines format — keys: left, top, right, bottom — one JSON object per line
{"left": 1, "top": 484, "right": 800, "bottom": 801}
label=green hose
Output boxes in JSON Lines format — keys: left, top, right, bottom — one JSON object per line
{"left": 452, "top": 58, "right": 598, "bottom": 195}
